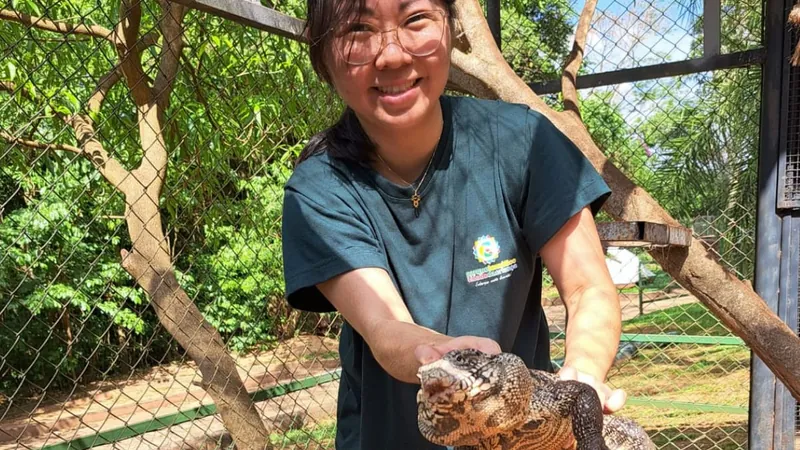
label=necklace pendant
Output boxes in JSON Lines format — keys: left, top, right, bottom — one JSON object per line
{"left": 411, "top": 193, "right": 421, "bottom": 209}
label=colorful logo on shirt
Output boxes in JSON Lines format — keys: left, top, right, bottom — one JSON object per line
{"left": 466, "top": 234, "right": 518, "bottom": 287}
{"left": 473, "top": 235, "right": 500, "bottom": 265}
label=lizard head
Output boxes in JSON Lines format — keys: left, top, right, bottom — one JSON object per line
{"left": 416, "top": 348, "right": 534, "bottom": 446}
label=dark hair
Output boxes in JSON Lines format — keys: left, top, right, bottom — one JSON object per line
{"left": 297, "top": 0, "right": 456, "bottom": 165}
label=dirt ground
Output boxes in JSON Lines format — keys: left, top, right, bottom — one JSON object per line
{"left": 544, "top": 291, "right": 699, "bottom": 333}
{"left": 0, "top": 335, "right": 341, "bottom": 450}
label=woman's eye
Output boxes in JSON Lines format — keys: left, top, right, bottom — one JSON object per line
{"left": 347, "top": 23, "right": 373, "bottom": 33}
{"left": 406, "top": 13, "right": 432, "bottom": 25}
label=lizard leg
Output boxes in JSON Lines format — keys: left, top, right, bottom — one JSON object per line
{"left": 557, "top": 380, "right": 610, "bottom": 450}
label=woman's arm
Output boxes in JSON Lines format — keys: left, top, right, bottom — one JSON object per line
{"left": 317, "top": 267, "right": 501, "bottom": 384}
{"left": 540, "top": 206, "right": 626, "bottom": 413}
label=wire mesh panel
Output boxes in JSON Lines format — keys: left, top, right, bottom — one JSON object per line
{"left": 782, "top": 13, "right": 800, "bottom": 209}
{"left": 1, "top": 1, "right": 342, "bottom": 448}
{"left": 540, "top": 68, "right": 759, "bottom": 449}
{"left": 0, "top": 0, "right": 767, "bottom": 449}
{"left": 500, "top": 0, "right": 761, "bottom": 448}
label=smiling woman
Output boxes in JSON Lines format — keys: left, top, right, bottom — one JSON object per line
{"left": 281, "top": 0, "right": 624, "bottom": 449}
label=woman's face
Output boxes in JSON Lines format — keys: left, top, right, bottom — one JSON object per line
{"left": 326, "top": 0, "right": 451, "bottom": 133}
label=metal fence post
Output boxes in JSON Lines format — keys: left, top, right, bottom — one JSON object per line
{"left": 751, "top": 0, "right": 794, "bottom": 447}
{"left": 486, "top": 0, "right": 501, "bottom": 50}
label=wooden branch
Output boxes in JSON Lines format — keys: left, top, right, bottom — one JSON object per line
{"left": 1, "top": 80, "right": 20, "bottom": 95}
{"left": 128, "top": 0, "right": 185, "bottom": 199}
{"left": 114, "top": 0, "right": 153, "bottom": 106}
{"left": 0, "top": 131, "right": 83, "bottom": 154}
{"left": 179, "top": 52, "right": 221, "bottom": 132}
{"left": 0, "top": 9, "right": 115, "bottom": 42}
{"left": 88, "top": 70, "right": 123, "bottom": 114}
{"left": 87, "top": 31, "right": 160, "bottom": 113}
{"left": 169, "top": 0, "right": 306, "bottom": 43}
{"left": 109, "top": 4, "right": 272, "bottom": 448}
{"left": 153, "top": 0, "right": 187, "bottom": 115}
{"left": 0, "top": 80, "right": 36, "bottom": 104}
{"left": 561, "top": 0, "right": 597, "bottom": 119}
{"left": 450, "top": 0, "right": 800, "bottom": 402}
{"left": 1, "top": 123, "right": 132, "bottom": 190}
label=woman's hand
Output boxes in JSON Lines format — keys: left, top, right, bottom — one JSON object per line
{"left": 558, "top": 365, "right": 627, "bottom": 414}
{"left": 414, "top": 335, "right": 502, "bottom": 366}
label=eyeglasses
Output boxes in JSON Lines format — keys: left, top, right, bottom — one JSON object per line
{"left": 334, "top": 10, "right": 448, "bottom": 66}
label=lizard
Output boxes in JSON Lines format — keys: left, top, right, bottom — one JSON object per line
{"left": 416, "top": 348, "right": 657, "bottom": 450}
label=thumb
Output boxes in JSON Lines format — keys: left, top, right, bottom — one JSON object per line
{"left": 415, "top": 344, "right": 445, "bottom": 366}
{"left": 604, "top": 388, "right": 627, "bottom": 413}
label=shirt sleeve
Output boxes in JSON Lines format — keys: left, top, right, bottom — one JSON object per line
{"left": 281, "top": 162, "right": 388, "bottom": 312}
{"left": 521, "top": 111, "right": 612, "bottom": 255}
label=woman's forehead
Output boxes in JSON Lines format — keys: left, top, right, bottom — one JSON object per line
{"left": 343, "top": 0, "right": 441, "bottom": 19}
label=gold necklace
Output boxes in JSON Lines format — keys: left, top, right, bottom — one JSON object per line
{"left": 376, "top": 137, "right": 439, "bottom": 213}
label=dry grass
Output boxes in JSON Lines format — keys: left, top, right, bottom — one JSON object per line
{"left": 603, "top": 304, "right": 751, "bottom": 449}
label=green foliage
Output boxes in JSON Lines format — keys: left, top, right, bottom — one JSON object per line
{"left": 0, "top": 156, "right": 149, "bottom": 391}
{"left": 0, "top": 1, "right": 337, "bottom": 397}
{"left": 580, "top": 91, "right": 656, "bottom": 188}
{"left": 270, "top": 419, "right": 337, "bottom": 447}
{"left": 500, "top": 0, "right": 573, "bottom": 84}
{"left": 189, "top": 166, "right": 293, "bottom": 352}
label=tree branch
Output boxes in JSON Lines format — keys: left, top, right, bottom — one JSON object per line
{"left": 88, "top": 70, "right": 123, "bottom": 114}
{"left": 179, "top": 52, "right": 221, "bottom": 132}
{"left": 153, "top": 0, "right": 187, "bottom": 116}
{"left": 87, "top": 30, "right": 160, "bottom": 113}
{"left": 0, "top": 9, "right": 115, "bottom": 42}
{"left": 1, "top": 125, "right": 132, "bottom": 190}
{"left": 114, "top": 0, "right": 153, "bottom": 106}
{"left": 561, "top": 0, "right": 597, "bottom": 119}
{"left": 120, "top": 250, "right": 272, "bottom": 449}
{"left": 0, "top": 80, "right": 34, "bottom": 102}
{"left": 0, "top": 131, "right": 82, "bottom": 154}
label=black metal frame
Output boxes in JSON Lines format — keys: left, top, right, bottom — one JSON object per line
{"left": 529, "top": 49, "right": 765, "bottom": 94}
{"left": 169, "top": 0, "right": 798, "bottom": 446}
{"left": 754, "top": 0, "right": 798, "bottom": 447}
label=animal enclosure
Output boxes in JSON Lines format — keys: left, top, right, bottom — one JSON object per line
{"left": 0, "top": 0, "right": 797, "bottom": 449}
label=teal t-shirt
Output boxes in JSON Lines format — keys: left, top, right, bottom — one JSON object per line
{"left": 281, "top": 96, "right": 610, "bottom": 449}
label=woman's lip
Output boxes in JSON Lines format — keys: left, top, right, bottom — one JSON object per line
{"left": 374, "top": 78, "right": 422, "bottom": 94}
{"left": 373, "top": 78, "right": 422, "bottom": 107}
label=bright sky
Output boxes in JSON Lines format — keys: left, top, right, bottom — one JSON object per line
{"left": 561, "top": 0, "right": 700, "bottom": 126}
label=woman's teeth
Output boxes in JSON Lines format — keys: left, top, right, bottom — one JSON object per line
{"left": 377, "top": 80, "right": 416, "bottom": 94}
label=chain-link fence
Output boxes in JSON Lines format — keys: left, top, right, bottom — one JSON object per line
{"left": 0, "top": 0, "right": 769, "bottom": 448}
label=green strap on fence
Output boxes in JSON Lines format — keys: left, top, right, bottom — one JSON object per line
{"left": 39, "top": 369, "right": 342, "bottom": 450}
{"left": 626, "top": 397, "right": 748, "bottom": 414}
{"left": 549, "top": 332, "right": 746, "bottom": 346}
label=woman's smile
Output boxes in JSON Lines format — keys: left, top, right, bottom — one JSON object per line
{"left": 374, "top": 78, "right": 424, "bottom": 108}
